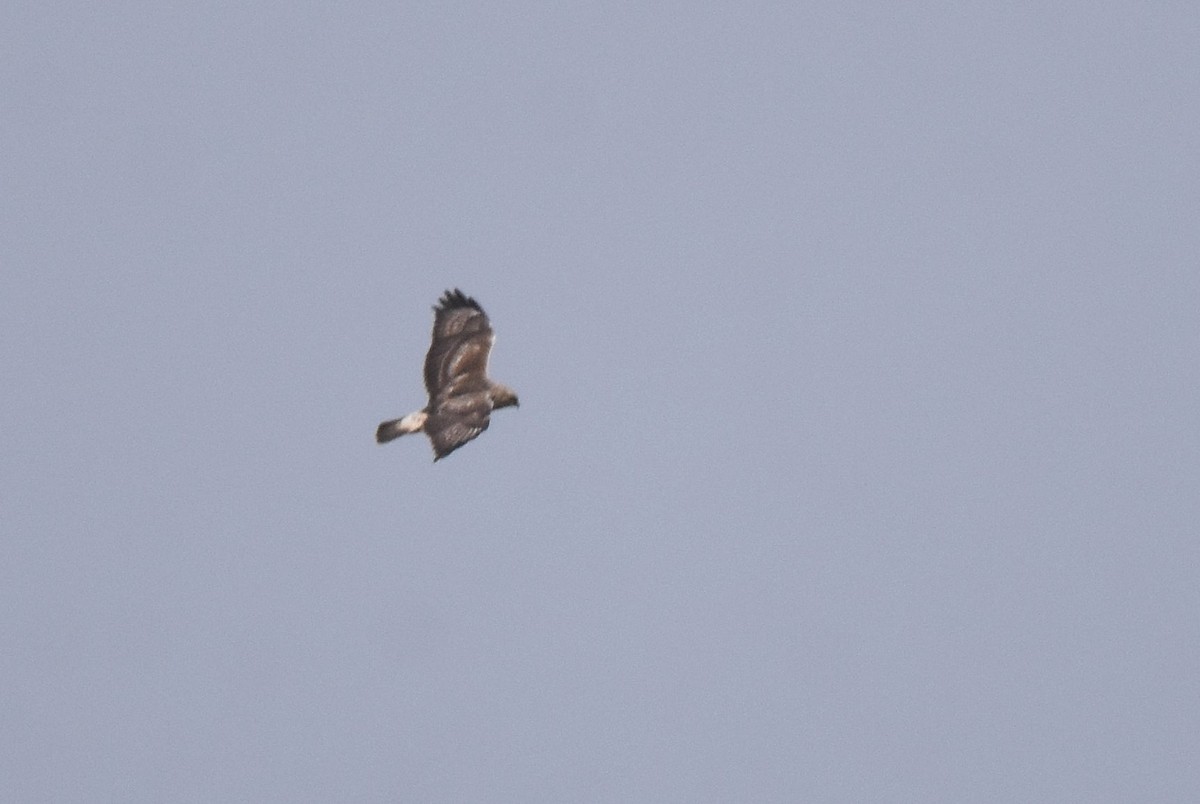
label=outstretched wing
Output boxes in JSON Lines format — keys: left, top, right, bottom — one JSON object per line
{"left": 424, "top": 289, "right": 494, "bottom": 401}
{"left": 424, "top": 392, "right": 493, "bottom": 460}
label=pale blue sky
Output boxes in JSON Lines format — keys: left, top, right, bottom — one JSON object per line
{"left": 3, "top": 3, "right": 1199, "bottom": 801}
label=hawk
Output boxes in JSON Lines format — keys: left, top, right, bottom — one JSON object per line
{"left": 376, "top": 289, "right": 519, "bottom": 460}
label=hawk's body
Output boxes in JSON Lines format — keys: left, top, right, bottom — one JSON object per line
{"left": 376, "top": 289, "right": 518, "bottom": 460}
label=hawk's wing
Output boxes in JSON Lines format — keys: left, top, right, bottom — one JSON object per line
{"left": 424, "top": 289, "right": 494, "bottom": 401}
{"left": 424, "top": 392, "right": 493, "bottom": 460}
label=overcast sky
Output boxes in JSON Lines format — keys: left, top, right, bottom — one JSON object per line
{"left": 3, "top": 3, "right": 1199, "bottom": 801}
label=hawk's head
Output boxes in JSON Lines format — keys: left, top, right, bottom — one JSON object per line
{"left": 491, "top": 384, "right": 519, "bottom": 410}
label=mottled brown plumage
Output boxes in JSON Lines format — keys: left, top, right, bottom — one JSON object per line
{"left": 376, "top": 289, "right": 518, "bottom": 460}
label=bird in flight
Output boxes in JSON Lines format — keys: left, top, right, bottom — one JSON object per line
{"left": 376, "top": 289, "right": 519, "bottom": 460}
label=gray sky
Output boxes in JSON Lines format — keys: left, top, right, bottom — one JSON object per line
{"left": 4, "top": 3, "right": 1198, "bottom": 801}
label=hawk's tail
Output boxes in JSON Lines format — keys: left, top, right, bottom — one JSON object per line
{"left": 376, "top": 411, "right": 427, "bottom": 444}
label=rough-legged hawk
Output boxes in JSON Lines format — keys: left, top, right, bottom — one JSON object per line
{"left": 376, "top": 289, "right": 518, "bottom": 461}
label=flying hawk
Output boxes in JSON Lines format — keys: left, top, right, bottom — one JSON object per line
{"left": 376, "top": 289, "right": 519, "bottom": 460}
